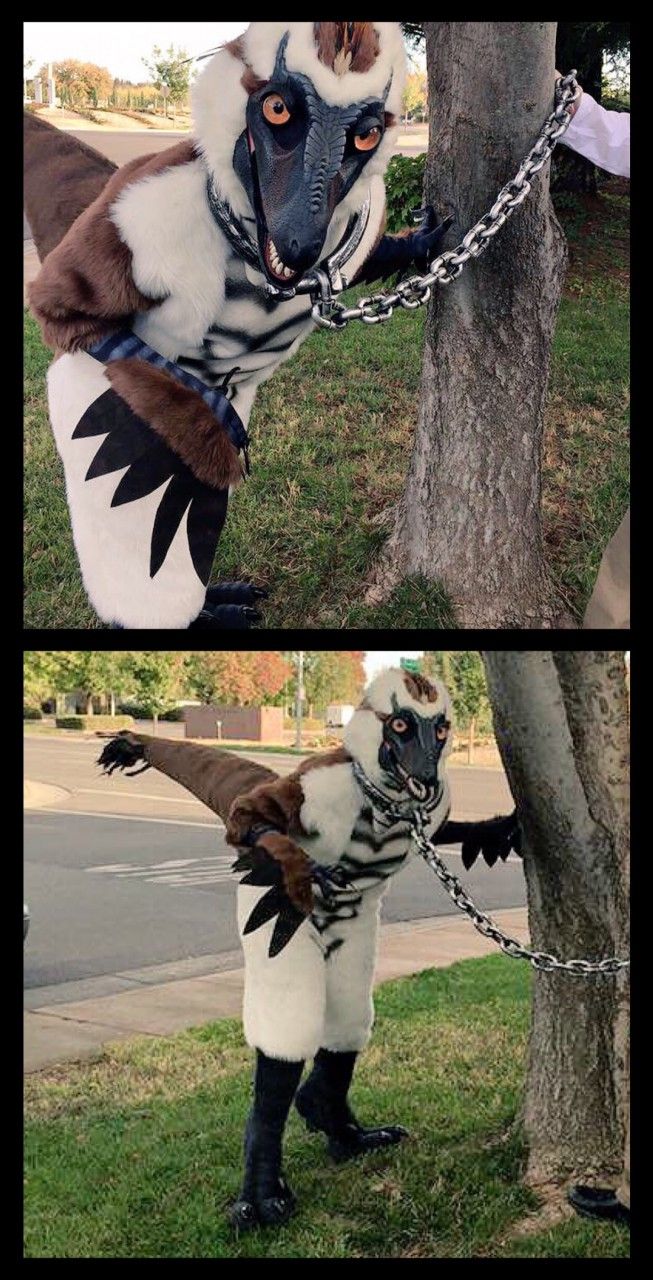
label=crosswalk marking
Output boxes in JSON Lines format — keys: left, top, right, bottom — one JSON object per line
{"left": 85, "top": 854, "right": 237, "bottom": 888}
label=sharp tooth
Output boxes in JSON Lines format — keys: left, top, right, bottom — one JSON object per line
{"left": 282, "top": 266, "right": 292, "bottom": 278}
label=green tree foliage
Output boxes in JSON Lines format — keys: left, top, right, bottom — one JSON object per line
{"left": 23, "top": 652, "right": 67, "bottom": 708}
{"left": 384, "top": 154, "right": 426, "bottom": 233}
{"left": 142, "top": 45, "right": 190, "bottom": 117}
{"left": 421, "top": 652, "right": 491, "bottom": 739}
{"left": 124, "top": 653, "right": 184, "bottom": 731}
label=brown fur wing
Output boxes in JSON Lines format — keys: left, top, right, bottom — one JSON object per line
{"left": 24, "top": 111, "right": 117, "bottom": 260}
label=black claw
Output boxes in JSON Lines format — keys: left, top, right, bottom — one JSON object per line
{"left": 204, "top": 581, "right": 269, "bottom": 607}
{"left": 188, "top": 603, "right": 262, "bottom": 630}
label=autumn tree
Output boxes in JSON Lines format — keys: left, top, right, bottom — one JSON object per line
{"left": 482, "top": 651, "right": 629, "bottom": 1192}
{"left": 184, "top": 652, "right": 290, "bottom": 707}
{"left": 402, "top": 70, "right": 427, "bottom": 123}
{"left": 369, "top": 22, "right": 569, "bottom": 628}
{"left": 303, "top": 652, "right": 366, "bottom": 714}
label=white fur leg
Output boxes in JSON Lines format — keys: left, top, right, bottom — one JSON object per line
{"left": 47, "top": 351, "right": 208, "bottom": 629}
{"left": 321, "top": 892, "right": 383, "bottom": 1053}
{"left": 237, "top": 885, "right": 326, "bottom": 1061}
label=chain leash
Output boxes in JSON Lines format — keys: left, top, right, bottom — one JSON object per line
{"left": 411, "top": 810, "right": 630, "bottom": 976}
{"left": 311, "top": 71, "right": 581, "bottom": 330}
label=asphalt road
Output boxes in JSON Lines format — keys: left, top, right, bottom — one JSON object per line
{"left": 23, "top": 124, "right": 427, "bottom": 240}
{"left": 24, "top": 735, "right": 525, "bottom": 996}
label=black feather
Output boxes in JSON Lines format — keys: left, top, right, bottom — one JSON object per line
{"left": 186, "top": 485, "right": 229, "bottom": 585}
{"left": 242, "top": 886, "right": 288, "bottom": 935}
{"left": 149, "top": 474, "right": 193, "bottom": 577}
{"left": 268, "top": 907, "right": 306, "bottom": 957}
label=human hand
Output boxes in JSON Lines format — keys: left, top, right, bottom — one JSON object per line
{"left": 556, "top": 70, "right": 582, "bottom": 119}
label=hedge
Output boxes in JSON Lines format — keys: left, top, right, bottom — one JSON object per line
{"left": 55, "top": 715, "right": 134, "bottom": 731}
{"left": 23, "top": 707, "right": 43, "bottom": 720}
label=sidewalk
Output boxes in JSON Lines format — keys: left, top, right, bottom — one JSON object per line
{"left": 24, "top": 908, "right": 529, "bottom": 1073}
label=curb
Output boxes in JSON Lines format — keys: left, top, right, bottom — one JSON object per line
{"left": 24, "top": 779, "right": 70, "bottom": 809}
{"left": 24, "top": 908, "right": 529, "bottom": 1074}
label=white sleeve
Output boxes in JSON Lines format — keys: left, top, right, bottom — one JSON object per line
{"left": 560, "top": 91, "right": 630, "bottom": 178}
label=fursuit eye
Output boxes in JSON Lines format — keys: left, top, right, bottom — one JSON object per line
{"left": 391, "top": 717, "right": 408, "bottom": 734}
{"left": 436, "top": 725, "right": 448, "bottom": 741}
{"left": 354, "top": 126, "right": 381, "bottom": 152}
{"left": 262, "top": 93, "right": 291, "bottom": 125}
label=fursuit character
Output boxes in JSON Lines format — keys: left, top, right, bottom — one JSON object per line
{"left": 26, "top": 22, "right": 452, "bottom": 630}
{"left": 98, "top": 667, "right": 521, "bottom": 1228}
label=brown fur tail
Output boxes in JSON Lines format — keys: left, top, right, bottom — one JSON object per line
{"left": 24, "top": 111, "right": 117, "bottom": 261}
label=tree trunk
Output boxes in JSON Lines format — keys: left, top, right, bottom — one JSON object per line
{"left": 152, "top": 712, "right": 158, "bottom": 735}
{"left": 482, "top": 651, "right": 629, "bottom": 1186}
{"left": 109, "top": 691, "right": 116, "bottom": 717}
{"left": 467, "top": 716, "right": 475, "bottom": 765}
{"left": 85, "top": 692, "right": 93, "bottom": 716}
{"left": 369, "top": 23, "right": 568, "bottom": 627}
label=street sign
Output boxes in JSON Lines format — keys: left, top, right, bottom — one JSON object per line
{"left": 160, "top": 85, "right": 171, "bottom": 98}
{"left": 400, "top": 657, "right": 421, "bottom": 673}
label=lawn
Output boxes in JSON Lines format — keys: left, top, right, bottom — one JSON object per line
{"left": 23, "top": 954, "right": 629, "bottom": 1259}
{"left": 23, "top": 182, "right": 629, "bottom": 629}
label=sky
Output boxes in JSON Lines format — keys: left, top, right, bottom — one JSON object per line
{"left": 364, "top": 652, "right": 423, "bottom": 680}
{"left": 24, "top": 22, "right": 249, "bottom": 84}
{"left": 23, "top": 21, "right": 423, "bottom": 83}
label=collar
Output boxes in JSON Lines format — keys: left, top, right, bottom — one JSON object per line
{"left": 205, "top": 176, "right": 371, "bottom": 302}
{"left": 351, "top": 759, "right": 443, "bottom": 827}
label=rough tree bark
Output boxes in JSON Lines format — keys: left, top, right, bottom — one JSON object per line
{"left": 369, "top": 23, "right": 568, "bottom": 627}
{"left": 482, "top": 651, "right": 629, "bottom": 1186}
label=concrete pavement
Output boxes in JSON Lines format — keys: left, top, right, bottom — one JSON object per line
{"left": 24, "top": 907, "right": 529, "bottom": 1072}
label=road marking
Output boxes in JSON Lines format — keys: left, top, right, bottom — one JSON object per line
{"left": 25, "top": 809, "right": 224, "bottom": 830}
{"left": 77, "top": 788, "right": 206, "bottom": 806}
{"left": 85, "top": 854, "right": 236, "bottom": 888}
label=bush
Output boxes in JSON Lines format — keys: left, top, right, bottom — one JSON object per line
{"left": 160, "top": 707, "right": 186, "bottom": 722}
{"left": 118, "top": 703, "right": 185, "bottom": 722}
{"left": 23, "top": 707, "right": 43, "bottom": 720}
{"left": 55, "top": 715, "right": 134, "bottom": 731}
{"left": 384, "top": 153, "right": 426, "bottom": 233}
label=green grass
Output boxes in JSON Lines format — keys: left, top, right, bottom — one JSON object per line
{"left": 23, "top": 955, "right": 628, "bottom": 1259}
{"left": 24, "top": 182, "right": 629, "bottom": 628}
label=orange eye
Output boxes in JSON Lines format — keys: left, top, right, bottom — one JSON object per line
{"left": 354, "top": 126, "right": 381, "bottom": 152}
{"left": 436, "top": 725, "right": 448, "bottom": 741}
{"left": 391, "top": 717, "right": 407, "bottom": 734}
{"left": 263, "top": 94, "right": 291, "bottom": 125}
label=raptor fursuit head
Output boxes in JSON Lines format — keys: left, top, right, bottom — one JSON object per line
{"left": 98, "top": 667, "right": 521, "bottom": 1229}
{"left": 26, "top": 22, "right": 452, "bottom": 630}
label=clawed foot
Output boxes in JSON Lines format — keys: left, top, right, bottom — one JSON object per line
{"left": 295, "top": 1082, "right": 408, "bottom": 1163}
{"left": 310, "top": 862, "right": 362, "bottom": 909}
{"left": 325, "top": 1123, "right": 409, "bottom": 1164}
{"left": 228, "top": 1176, "right": 296, "bottom": 1232}
{"left": 189, "top": 604, "right": 262, "bottom": 630}
{"left": 189, "top": 581, "right": 268, "bottom": 629}
{"left": 205, "top": 581, "right": 268, "bottom": 607}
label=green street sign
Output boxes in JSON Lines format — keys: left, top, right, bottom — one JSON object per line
{"left": 400, "top": 657, "right": 421, "bottom": 673}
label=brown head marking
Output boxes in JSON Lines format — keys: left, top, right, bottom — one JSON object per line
{"left": 313, "top": 22, "right": 380, "bottom": 75}
{"left": 402, "top": 672, "right": 439, "bottom": 704}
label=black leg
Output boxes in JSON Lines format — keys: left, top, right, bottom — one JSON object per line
{"left": 295, "top": 1048, "right": 408, "bottom": 1163}
{"left": 229, "top": 1050, "right": 304, "bottom": 1231}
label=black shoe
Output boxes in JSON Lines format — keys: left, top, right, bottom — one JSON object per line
{"left": 295, "top": 1078, "right": 408, "bottom": 1163}
{"left": 567, "top": 1185, "right": 630, "bottom": 1225}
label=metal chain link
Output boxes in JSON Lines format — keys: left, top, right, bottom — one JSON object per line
{"left": 411, "top": 812, "right": 630, "bottom": 976}
{"left": 311, "top": 71, "right": 581, "bottom": 330}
